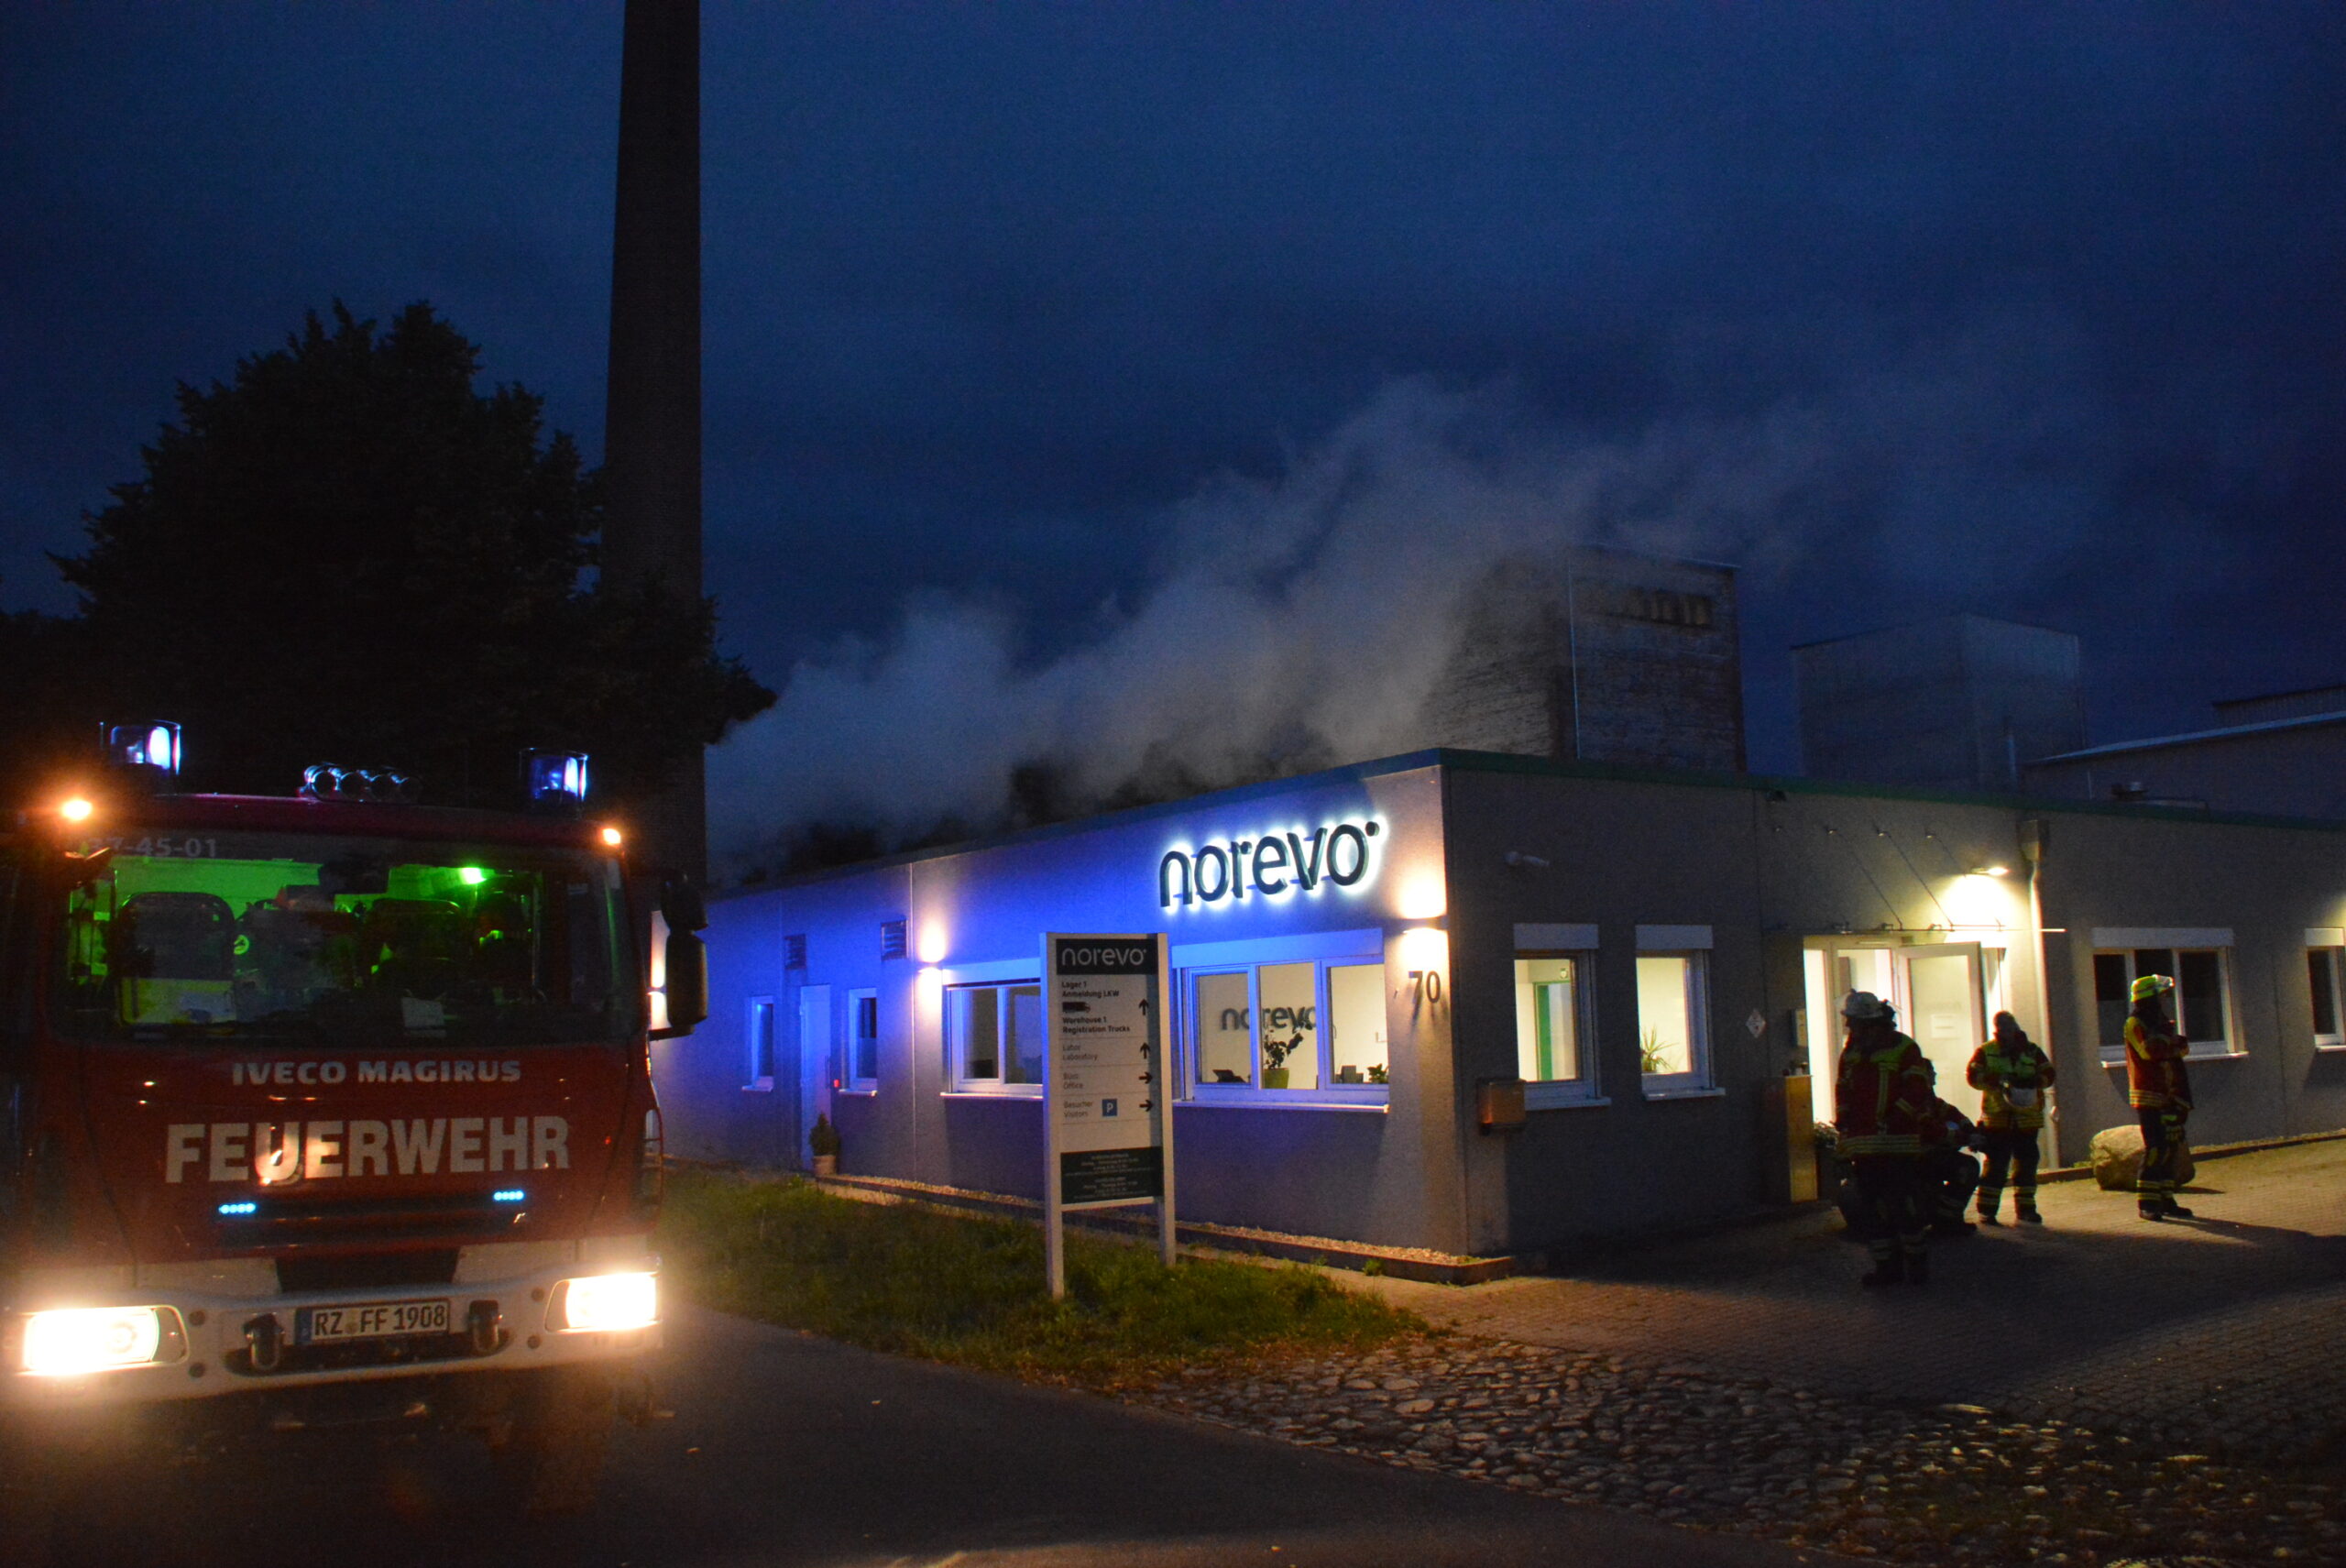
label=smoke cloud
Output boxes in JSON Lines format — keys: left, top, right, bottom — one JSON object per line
{"left": 710, "top": 315, "right": 2158, "bottom": 874}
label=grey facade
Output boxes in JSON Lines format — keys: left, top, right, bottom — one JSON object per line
{"left": 1796, "top": 616, "right": 2085, "bottom": 792}
{"left": 660, "top": 751, "right": 2346, "bottom": 1257}
{"left": 2024, "top": 696, "right": 2346, "bottom": 821}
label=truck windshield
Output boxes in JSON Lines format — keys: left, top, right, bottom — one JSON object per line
{"left": 52, "top": 828, "right": 637, "bottom": 1047}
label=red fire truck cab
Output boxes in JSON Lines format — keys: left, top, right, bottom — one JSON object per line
{"left": 0, "top": 731, "right": 703, "bottom": 1514}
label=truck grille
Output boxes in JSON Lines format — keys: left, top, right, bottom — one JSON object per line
{"left": 277, "top": 1249, "right": 460, "bottom": 1293}
{"left": 215, "top": 1192, "right": 527, "bottom": 1247}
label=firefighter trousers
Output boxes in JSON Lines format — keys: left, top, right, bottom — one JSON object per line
{"left": 2137, "top": 1109, "right": 2187, "bottom": 1200}
{"left": 1922, "top": 1146, "right": 1980, "bottom": 1228}
{"left": 1978, "top": 1130, "right": 2041, "bottom": 1217}
{"left": 1848, "top": 1155, "right": 1927, "bottom": 1268}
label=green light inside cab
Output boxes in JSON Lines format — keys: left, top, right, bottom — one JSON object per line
{"left": 457, "top": 867, "right": 488, "bottom": 886}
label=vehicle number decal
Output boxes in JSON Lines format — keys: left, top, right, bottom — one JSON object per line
{"left": 85, "top": 835, "right": 220, "bottom": 859}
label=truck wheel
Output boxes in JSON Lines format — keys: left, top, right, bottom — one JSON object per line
{"left": 505, "top": 1366, "right": 616, "bottom": 1519}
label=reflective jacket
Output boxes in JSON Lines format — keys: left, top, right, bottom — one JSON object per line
{"left": 2123, "top": 1004, "right": 2192, "bottom": 1112}
{"left": 1835, "top": 1025, "right": 1936, "bottom": 1157}
{"left": 1968, "top": 1034, "right": 2055, "bottom": 1131}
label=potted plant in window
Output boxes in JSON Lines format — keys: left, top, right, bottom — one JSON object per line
{"left": 1639, "top": 1028, "right": 1673, "bottom": 1075}
{"left": 808, "top": 1113, "right": 840, "bottom": 1178}
{"left": 1261, "top": 1030, "right": 1304, "bottom": 1090}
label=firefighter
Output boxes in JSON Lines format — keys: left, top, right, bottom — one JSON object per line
{"left": 1833, "top": 991, "right": 1937, "bottom": 1287}
{"left": 2125, "top": 974, "right": 2194, "bottom": 1220}
{"left": 1920, "top": 1096, "right": 1981, "bottom": 1236}
{"left": 1967, "top": 1010, "right": 2055, "bottom": 1224}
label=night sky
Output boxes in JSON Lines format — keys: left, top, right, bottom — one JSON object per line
{"left": 5, "top": 5, "right": 2341, "bottom": 854}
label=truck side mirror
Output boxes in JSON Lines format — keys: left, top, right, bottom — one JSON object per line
{"left": 651, "top": 928, "right": 707, "bottom": 1039}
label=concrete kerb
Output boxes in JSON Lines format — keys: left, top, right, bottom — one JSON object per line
{"left": 672, "top": 1126, "right": 2345, "bottom": 1287}
{"left": 2029, "top": 1124, "right": 2346, "bottom": 1183}
{"left": 806, "top": 1171, "right": 1523, "bottom": 1284}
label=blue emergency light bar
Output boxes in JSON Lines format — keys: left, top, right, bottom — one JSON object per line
{"left": 522, "top": 750, "right": 590, "bottom": 812}
{"left": 492, "top": 1189, "right": 527, "bottom": 1204}
{"left": 104, "top": 720, "right": 181, "bottom": 777}
{"left": 216, "top": 1201, "right": 258, "bottom": 1217}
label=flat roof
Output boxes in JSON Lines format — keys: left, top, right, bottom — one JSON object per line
{"left": 2032, "top": 707, "right": 2346, "bottom": 764}
{"left": 1790, "top": 611, "right": 2077, "bottom": 653}
{"left": 717, "top": 744, "right": 2343, "bottom": 902}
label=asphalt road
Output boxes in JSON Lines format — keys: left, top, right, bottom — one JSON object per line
{"left": 10, "top": 1307, "right": 1839, "bottom": 1567}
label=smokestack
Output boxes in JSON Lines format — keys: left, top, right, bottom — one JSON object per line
{"left": 603, "top": 0, "right": 706, "bottom": 877}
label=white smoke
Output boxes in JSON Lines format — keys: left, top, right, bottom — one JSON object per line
{"left": 710, "top": 318, "right": 2145, "bottom": 872}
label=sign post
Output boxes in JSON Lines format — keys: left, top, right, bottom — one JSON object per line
{"left": 1043, "top": 933, "right": 1175, "bottom": 1299}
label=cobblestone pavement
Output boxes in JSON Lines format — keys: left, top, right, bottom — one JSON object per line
{"left": 1124, "top": 1338, "right": 2342, "bottom": 1565}
{"left": 1354, "top": 1139, "right": 2346, "bottom": 1460}
{"left": 1115, "top": 1140, "right": 2346, "bottom": 1567}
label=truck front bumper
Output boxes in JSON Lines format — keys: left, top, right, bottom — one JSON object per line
{"left": 1, "top": 1239, "right": 660, "bottom": 1410}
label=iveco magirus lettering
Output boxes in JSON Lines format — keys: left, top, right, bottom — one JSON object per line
{"left": 1157, "top": 817, "right": 1384, "bottom": 910}
{"left": 0, "top": 729, "right": 709, "bottom": 1517}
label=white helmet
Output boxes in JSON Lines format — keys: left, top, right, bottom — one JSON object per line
{"left": 1842, "top": 990, "right": 1891, "bottom": 1022}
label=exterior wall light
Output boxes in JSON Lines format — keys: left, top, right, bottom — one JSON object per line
{"left": 916, "top": 926, "right": 948, "bottom": 965}
{"left": 1396, "top": 874, "right": 1447, "bottom": 922}
{"left": 1972, "top": 864, "right": 2011, "bottom": 877}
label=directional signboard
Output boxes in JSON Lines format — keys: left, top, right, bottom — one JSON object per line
{"left": 1043, "top": 933, "right": 1175, "bottom": 1295}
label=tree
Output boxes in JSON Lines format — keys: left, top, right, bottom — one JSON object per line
{"left": 30, "top": 302, "right": 770, "bottom": 809}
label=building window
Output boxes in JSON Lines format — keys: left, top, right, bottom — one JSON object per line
{"left": 846, "top": 989, "right": 880, "bottom": 1091}
{"left": 1182, "top": 959, "right": 1388, "bottom": 1101}
{"left": 2309, "top": 948, "right": 2343, "bottom": 1050}
{"left": 2093, "top": 948, "right": 2235, "bottom": 1061}
{"left": 745, "top": 996, "right": 777, "bottom": 1091}
{"left": 946, "top": 981, "right": 1043, "bottom": 1093}
{"left": 1515, "top": 952, "right": 1598, "bottom": 1103}
{"left": 1636, "top": 952, "right": 1712, "bottom": 1092}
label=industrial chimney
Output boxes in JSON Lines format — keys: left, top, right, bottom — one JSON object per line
{"left": 602, "top": 0, "right": 706, "bottom": 877}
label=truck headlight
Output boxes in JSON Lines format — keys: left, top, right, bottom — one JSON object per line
{"left": 20, "top": 1306, "right": 175, "bottom": 1376}
{"left": 550, "top": 1272, "right": 657, "bottom": 1333}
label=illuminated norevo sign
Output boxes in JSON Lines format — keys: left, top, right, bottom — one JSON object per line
{"left": 1158, "top": 818, "right": 1382, "bottom": 911}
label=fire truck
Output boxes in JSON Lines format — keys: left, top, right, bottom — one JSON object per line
{"left": 0, "top": 726, "right": 705, "bottom": 1519}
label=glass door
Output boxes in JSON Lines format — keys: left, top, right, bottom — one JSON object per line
{"left": 1893, "top": 944, "right": 1985, "bottom": 1122}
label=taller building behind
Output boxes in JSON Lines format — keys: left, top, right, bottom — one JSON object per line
{"left": 1793, "top": 615, "right": 2085, "bottom": 792}
{"left": 1420, "top": 545, "right": 1745, "bottom": 773}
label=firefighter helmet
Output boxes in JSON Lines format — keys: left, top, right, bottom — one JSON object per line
{"left": 1841, "top": 990, "right": 1891, "bottom": 1022}
{"left": 2130, "top": 973, "right": 2176, "bottom": 1002}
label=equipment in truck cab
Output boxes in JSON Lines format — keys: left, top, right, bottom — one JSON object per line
{"left": 0, "top": 729, "right": 705, "bottom": 1518}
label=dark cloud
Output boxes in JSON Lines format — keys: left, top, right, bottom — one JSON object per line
{"left": 5, "top": 3, "right": 2341, "bottom": 794}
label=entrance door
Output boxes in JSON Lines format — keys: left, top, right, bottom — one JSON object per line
{"left": 1894, "top": 945, "right": 1985, "bottom": 1122}
{"left": 795, "top": 985, "right": 832, "bottom": 1170}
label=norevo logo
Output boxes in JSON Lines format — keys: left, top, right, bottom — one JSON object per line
{"left": 1158, "top": 818, "right": 1382, "bottom": 911}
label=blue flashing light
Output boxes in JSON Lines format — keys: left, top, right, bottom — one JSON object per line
{"left": 216, "top": 1201, "right": 258, "bottom": 1217}
{"left": 491, "top": 1189, "right": 526, "bottom": 1204}
{"left": 522, "top": 750, "right": 590, "bottom": 807}
{"left": 105, "top": 720, "right": 182, "bottom": 776}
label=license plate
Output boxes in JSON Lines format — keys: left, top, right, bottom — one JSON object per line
{"left": 297, "top": 1299, "right": 452, "bottom": 1343}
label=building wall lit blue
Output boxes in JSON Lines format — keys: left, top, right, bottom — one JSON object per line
{"left": 657, "top": 754, "right": 1463, "bottom": 1250}
{"left": 655, "top": 748, "right": 2346, "bottom": 1258}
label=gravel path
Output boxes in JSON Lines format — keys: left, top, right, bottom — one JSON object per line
{"left": 1122, "top": 1336, "right": 2344, "bottom": 1567}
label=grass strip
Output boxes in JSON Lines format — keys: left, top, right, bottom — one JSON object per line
{"left": 659, "top": 1168, "right": 1426, "bottom": 1383}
